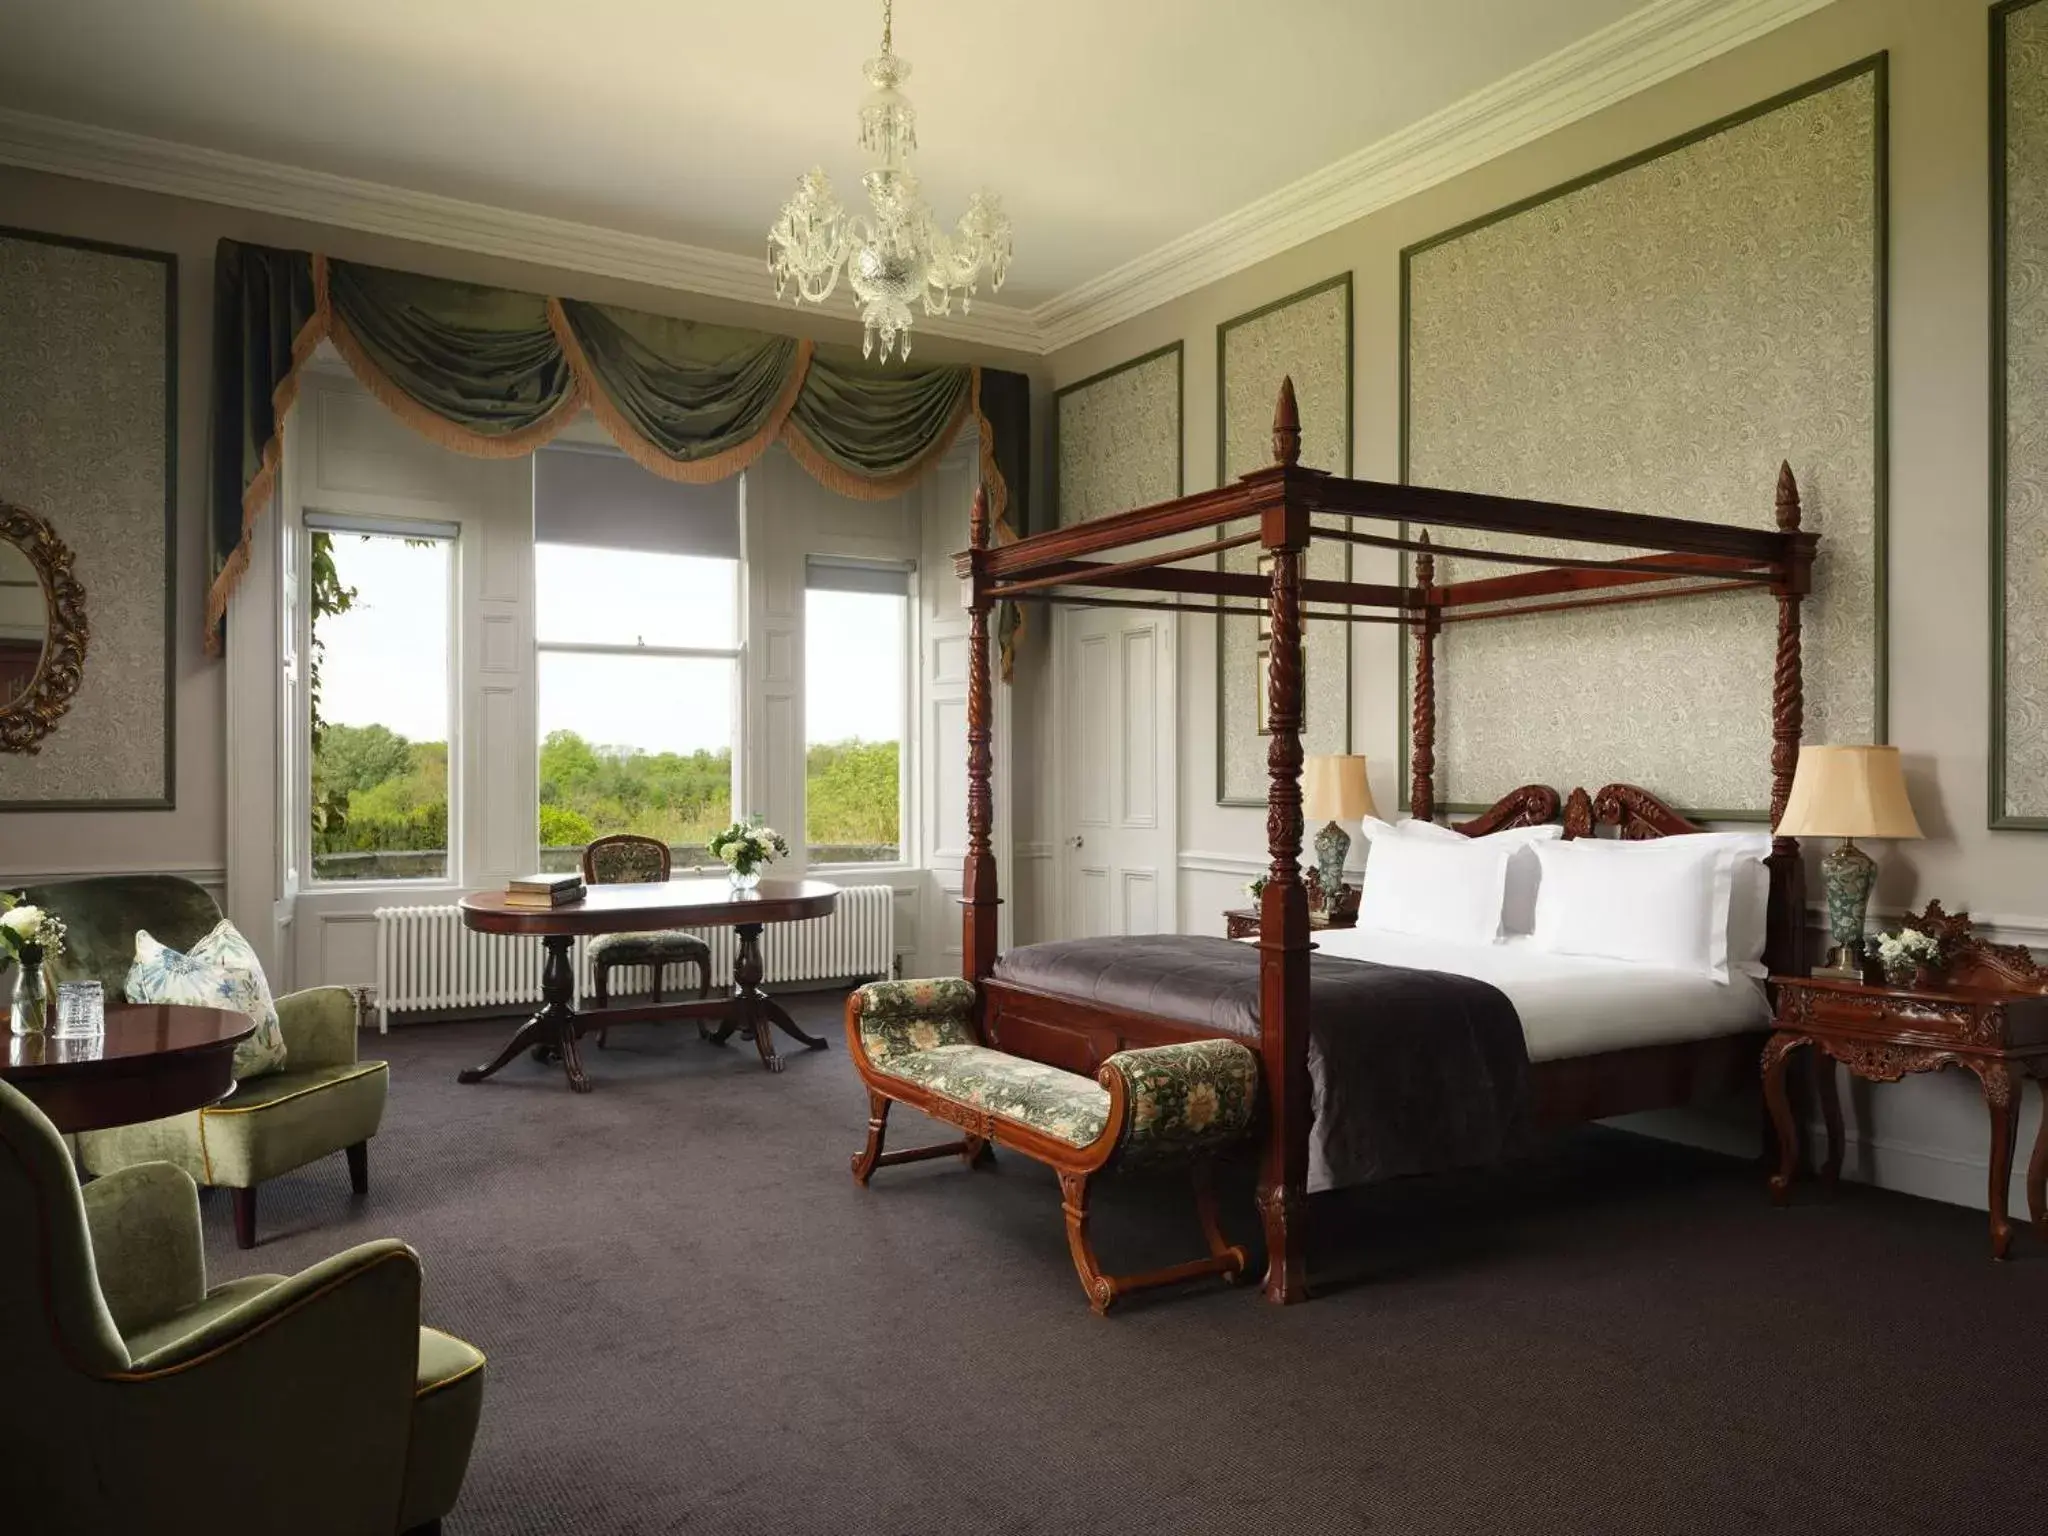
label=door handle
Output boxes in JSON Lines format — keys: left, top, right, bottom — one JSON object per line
{"left": 1068, "top": 835, "right": 1084, "bottom": 849}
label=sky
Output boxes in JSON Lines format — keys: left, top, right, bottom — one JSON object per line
{"left": 317, "top": 535, "right": 907, "bottom": 756}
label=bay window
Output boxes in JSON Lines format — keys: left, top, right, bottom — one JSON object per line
{"left": 533, "top": 447, "right": 742, "bottom": 873}
{"left": 805, "top": 557, "right": 911, "bottom": 865}
{"left": 304, "top": 514, "right": 458, "bottom": 883}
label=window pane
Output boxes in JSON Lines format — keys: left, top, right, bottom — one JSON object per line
{"left": 310, "top": 531, "right": 452, "bottom": 881}
{"left": 805, "top": 588, "right": 905, "bottom": 863}
{"left": 536, "top": 545, "right": 738, "bottom": 648}
{"left": 538, "top": 652, "right": 735, "bottom": 871}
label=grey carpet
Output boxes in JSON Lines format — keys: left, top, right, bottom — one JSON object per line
{"left": 204, "top": 993, "right": 2041, "bottom": 1536}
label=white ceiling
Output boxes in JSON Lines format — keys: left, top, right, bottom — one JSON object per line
{"left": 0, "top": 0, "right": 1827, "bottom": 345}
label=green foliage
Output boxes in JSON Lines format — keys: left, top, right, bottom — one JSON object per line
{"left": 538, "top": 803, "right": 595, "bottom": 848}
{"left": 307, "top": 531, "right": 359, "bottom": 842}
{"left": 804, "top": 740, "right": 901, "bottom": 849}
{"left": 312, "top": 723, "right": 900, "bottom": 864}
{"left": 311, "top": 729, "right": 447, "bottom": 854}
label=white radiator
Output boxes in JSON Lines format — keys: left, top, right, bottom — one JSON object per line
{"left": 372, "top": 884, "right": 895, "bottom": 1031}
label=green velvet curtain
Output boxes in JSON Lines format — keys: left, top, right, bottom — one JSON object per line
{"left": 205, "top": 242, "right": 317, "bottom": 640}
{"left": 555, "top": 300, "right": 803, "bottom": 473}
{"left": 325, "top": 261, "right": 573, "bottom": 446}
{"left": 204, "top": 239, "right": 1032, "bottom": 663}
{"left": 786, "top": 347, "right": 972, "bottom": 486}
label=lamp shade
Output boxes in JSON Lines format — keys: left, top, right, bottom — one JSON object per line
{"left": 1303, "top": 755, "right": 1377, "bottom": 822}
{"left": 1775, "top": 745, "right": 1923, "bottom": 840}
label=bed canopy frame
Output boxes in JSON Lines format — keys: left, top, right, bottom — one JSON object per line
{"left": 955, "top": 378, "right": 1818, "bottom": 1305}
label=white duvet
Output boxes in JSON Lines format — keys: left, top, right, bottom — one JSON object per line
{"left": 1309, "top": 927, "right": 1771, "bottom": 1063}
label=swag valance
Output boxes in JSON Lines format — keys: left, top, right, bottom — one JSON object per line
{"left": 206, "top": 239, "right": 1031, "bottom": 665}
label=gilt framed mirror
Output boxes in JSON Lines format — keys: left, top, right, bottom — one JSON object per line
{"left": 0, "top": 501, "right": 87, "bottom": 754}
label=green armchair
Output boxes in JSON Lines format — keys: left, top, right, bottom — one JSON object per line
{"left": 5, "top": 875, "right": 389, "bottom": 1248}
{"left": 0, "top": 1078, "right": 483, "bottom": 1535}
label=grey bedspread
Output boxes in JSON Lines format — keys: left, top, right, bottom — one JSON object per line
{"left": 991, "top": 935, "right": 1530, "bottom": 1193}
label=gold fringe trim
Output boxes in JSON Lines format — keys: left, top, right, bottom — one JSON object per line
{"left": 548, "top": 298, "right": 811, "bottom": 484}
{"left": 202, "top": 255, "right": 334, "bottom": 655}
{"left": 779, "top": 377, "right": 972, "bottom": 502}
{"left": 326, "top": 301, "right": 582, "bottom": 463}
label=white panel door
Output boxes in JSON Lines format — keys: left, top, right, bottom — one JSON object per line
{"left": 1059, "top": 604, "right": 1173, "bottom": 938}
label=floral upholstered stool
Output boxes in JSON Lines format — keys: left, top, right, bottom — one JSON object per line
{"left": 844, "top": 978, "right": 1259, "bottom": 1315}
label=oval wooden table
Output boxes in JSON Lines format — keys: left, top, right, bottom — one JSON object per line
{"left": 457, "top": 879, "right": 840, "bottom": 1093}
{"left": 2, "top": 1003, "right": 255, "bottom": 1133}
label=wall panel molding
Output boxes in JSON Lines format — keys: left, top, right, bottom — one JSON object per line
{"left": 0, "top": 225, "right": 176, "bottom": 810}
{"left": 1400, "top": 58, "right": 1886, "bottom": 818}
{"left": 1992, "top": 0, "right": 2048, "bottom": 828}
{"left": 1216, "top": 274, "right": 1352, "bottom": 805}
{"left": 1053, "top": 342, "right": 1182, "bottom": 528}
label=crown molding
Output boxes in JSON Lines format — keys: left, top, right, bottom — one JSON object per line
{"left": 1029, "top": 0, "right": 1838, "bottom": 351}
{"left": 0, "top": 106, "right": 1043, "bottom": 355}
{"left": 0, "top": 0, "right": 1830, "bottom": 359}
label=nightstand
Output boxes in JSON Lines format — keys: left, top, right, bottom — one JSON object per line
{"left": 1766, "top": 973, "right": 2048, "bottom": 1258}
{"left": 1224, "top": 907, "right": 1352, "bottom": 940}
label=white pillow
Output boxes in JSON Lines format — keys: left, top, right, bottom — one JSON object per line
{"left": 1364, "top": 815, "right": 1564, "bottom": 935}
{"left": 1528, "top": 836, "right": 1760, "bottom": 981}
{"left": 1355, "top": 832, "right": 1515, "bottom": 946}
{"left": 1670, "top": 832, "right": 1774, "bottom": 978}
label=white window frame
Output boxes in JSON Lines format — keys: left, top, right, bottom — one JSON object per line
{"left": 533, "top": 547, "right": 746, "bottom": 876}
{"left": 802, "top": 558, "right": 917, "bottom": 873}
{"left": 298, "top": 510, "right": 463, "bottom": 890}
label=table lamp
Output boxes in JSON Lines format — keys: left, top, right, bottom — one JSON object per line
{"left": 1302, "top": 755, "right": 1376, "bottom": 909}
{"left": 1775, "top": 744, "right": 1924, "bottom": 979}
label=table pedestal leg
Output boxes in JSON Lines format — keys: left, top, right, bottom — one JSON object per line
{"left": 458, "top": 934, "right": 588, "bottom": 1093}
{"left": 714, "top": 922, "right": 829, "bottom": 1074}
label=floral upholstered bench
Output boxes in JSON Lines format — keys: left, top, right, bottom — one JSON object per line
{"left": 844, "top": 978, "right": 1259, "bottom": 1314}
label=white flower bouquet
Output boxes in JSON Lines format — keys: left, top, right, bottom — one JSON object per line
{"left": 1875, "top": 925, "right": 1944, "bottom": 985}
{"left": 708, "top": 816, "right": 790, "bottom": 888}
{"left": 0, "top": 894, "right": 67, "bottom": 963}
{"left": 3, "top": 892, "right": 68, "bottom": 1036}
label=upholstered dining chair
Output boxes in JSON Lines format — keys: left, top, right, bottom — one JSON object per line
{"left": 0, "top": 1078, "right": 484, "bottom": 1536}
{"left": 581, "top": 834, "right": 713, "bottom": 1044}
{"left": 5, "top": 875, "right": 388, "bottom": 1249}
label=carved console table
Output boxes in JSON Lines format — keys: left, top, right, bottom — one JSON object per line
{"left": 1766, "top": 969, "right": 2048, "bottom": 1259}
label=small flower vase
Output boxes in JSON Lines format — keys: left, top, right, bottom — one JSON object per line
{"left": 729, "top": 866, "right": 761, "bottom": 892}
{"left": 1882, "top": 954, "right": 1917, "bottom": 988}
{"left": 10, "top": 942, "right": 49, "bottom": 1037}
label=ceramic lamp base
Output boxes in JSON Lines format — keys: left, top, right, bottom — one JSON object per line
{"left": 1819, "top": 838, "right": 1878, "bottom": 978}
{"left": 1313, "top": 821, "right": 1349, "bottom": 911}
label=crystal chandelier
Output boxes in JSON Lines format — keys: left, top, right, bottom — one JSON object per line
{"left": 766, "top": 0, "right": 1013, "bottom": 362}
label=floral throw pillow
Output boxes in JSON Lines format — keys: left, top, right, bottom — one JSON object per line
{"left": 126, "top": 920, "right": 290, "bottom": 1081}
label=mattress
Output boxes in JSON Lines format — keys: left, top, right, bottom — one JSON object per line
{"left": 1309, "top": 928, "right": 1771, "bottom": 1063}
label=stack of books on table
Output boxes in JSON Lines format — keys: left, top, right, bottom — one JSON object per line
{"left": 503, "top": 873, "right": 586, "bottom": 909}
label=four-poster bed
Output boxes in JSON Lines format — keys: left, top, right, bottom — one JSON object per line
{"left": 954, "top": 379, "right": 1818, "bottom": 1305}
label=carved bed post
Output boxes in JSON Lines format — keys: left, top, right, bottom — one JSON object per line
{"left": 1256, "top": 379, "right": 1313, "bottom": 1306}
{"left": 962, "top": 485, "right": 1001, "bottom": 988}
{"left": 1765, "top": 462, "right": 1809, "bottom": 980}
{"left": 1411, "top": 531, "right": 1437, "bottom": 823}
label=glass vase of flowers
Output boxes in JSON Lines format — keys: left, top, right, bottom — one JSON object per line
{"left": 708, "top": 816, "right": 790, "bottom": 891}
{"left": 1875, "top": 926, "right": 1945, "bottom": 989}
{"left": 2, "top": 895, "right": 69, "bottom": 1037}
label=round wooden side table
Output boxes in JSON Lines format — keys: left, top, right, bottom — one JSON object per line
{"left": 2, "top": 1003, "right": 255, "bottom": 1133}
